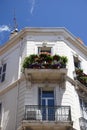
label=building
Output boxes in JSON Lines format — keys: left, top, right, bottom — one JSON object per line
{"left": 0, "top": 27, "right": 87, "bottom": 130}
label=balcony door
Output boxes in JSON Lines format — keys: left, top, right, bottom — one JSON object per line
{"left": 39, "top": 88, "right": 55, "bottom": 121}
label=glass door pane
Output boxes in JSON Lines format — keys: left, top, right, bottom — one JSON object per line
{"left": 39, "top": 89, "right": 55, "bottom": 121}
{"left": 42, "top": 99, "right": 46, "bottom": 120}
{"left": 48, "top": 99, "right": 55, "bottom": 121}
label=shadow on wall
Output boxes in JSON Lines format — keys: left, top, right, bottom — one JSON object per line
{"left": 56, "top": 85, "right": 65, "bottom": 106}
{"left": 2, "top": 110, "right": 9, "bottom": 130}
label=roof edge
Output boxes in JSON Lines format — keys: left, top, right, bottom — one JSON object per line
{"left": 0, "top": 27, "right": 87, "bottom": 56}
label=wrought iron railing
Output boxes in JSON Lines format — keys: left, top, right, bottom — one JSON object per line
{"left": 24, "top": 105, "right": 71, "bottom": 122}
{"left": 79, "top": 117, "right": 87, "bottom": 130}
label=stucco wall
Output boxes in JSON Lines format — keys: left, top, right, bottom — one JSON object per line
{"left": 0, "top": 44, "right": 20, "bottom": 91}
{"left": 0, "top": 86, "right": 18, "bottom": 130}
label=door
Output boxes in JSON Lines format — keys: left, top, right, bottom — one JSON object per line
{"left": 39, "top": 89, "right": 55, "bottom": 121}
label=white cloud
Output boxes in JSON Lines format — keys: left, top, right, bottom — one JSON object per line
{"left": 30, "top": 0, "right": 35, "bottom": 14}
{"left": 0, "top": 25, "right": 10, "bottom": 33}
{"left": 28, "top": 0, "right": 35, "bottom": 15}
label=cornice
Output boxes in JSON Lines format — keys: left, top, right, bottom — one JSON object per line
{"left": 66, "top": 37, "right": 87, "bottom": 56}
{"left": 66, "top": 76, "right": 87, "bottom": 95}
{"left": 0, "top": 75, "right": 25, "bottom": 96}
{"left": 0, "top": 27, "right": 87, "bottom": 56}
{"left": 0, "top": 74, "right": 87, "bottom": 97}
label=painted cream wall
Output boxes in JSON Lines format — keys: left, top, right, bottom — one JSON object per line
{"left": 0, "top": 38, "right": 27, "bottom": 91}
{"left": 0, "top": 44, "right": 20, "bottom": 91}
{"left": 0, "top": 86, "right": 18, "bottom": 130}
{"left": 25, "top": 35, "right": 63, "bottom": 56}
{"left": 65, "top": 39, "right": 87, "bottom": 74}
{"left": 61, "top": 81, "right": 81, "bottom": 130}
{"left": 16, "top": 81, "right": 26, "bottom": 129}
{"left": 16, "top": 81, "right": 39, "bottom": 129}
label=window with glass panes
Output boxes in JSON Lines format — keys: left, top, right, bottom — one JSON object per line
{"left": 0, "top": 63, "right": 7, "bottom": 82}
{"left": 38, "top": 47, "right": 51, "bottom": 54}
{"left": 73, "top": 56, "right": 81, "bottom": 69}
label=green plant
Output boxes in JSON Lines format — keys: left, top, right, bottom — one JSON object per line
{"left": 39, "top": 53, "right": 47, "bottom": 60}
{"left": 39, "top": 53, "right": 52, "bottom": 64}
{"left": 22, "top": 54, "right": 68, "bottom": 69}
{"left": 22, "top": 57, "right": 30, "bottom": 68}
{"left": 80, "top": 76, "right": 87, "bottom": 82}
{"left": 45, "top": 55, "right": 53, "bottom": 63}
{"left": 75, "top": 68, "right": 83, "bottom": 75}
{"left": 61, "top": 56, "right": 68, "bottom": 64}
{"left": 53, "top": 54, "right": 60, "bottom": 61}
{"left": 60, "top": 56, "right": 68, "bottom": 68}
{"left": 76, "top": 68, "right": 87, "bottom": 87}
{"left": 29, "top": 54, "right": 38, "bottom": 63}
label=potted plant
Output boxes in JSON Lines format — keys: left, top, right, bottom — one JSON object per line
{"left": 60, "top": 56, "right": 68, "bottom": 68}
{"left": 51, "top": 63, "right": 61, "bottom": 69}
{"left": 53, "top": 54, "right": 60, "bottom": 61}
{"left": 75, "top": 68, "right": 83, "bottom": 75}
{"left": 29, "top": 54, "right": 38, "bottom": 64}
{"left": 31, "top": 62, "right": 41, "bottom": 69}
{"left": 22, "top": 54, "right": 68, "bottom": 70}
{"left": 22, "top": 57, "right": 30, "bottom": 68}
{"left": 79, "top": 76, "right": 87, "bottom": 86}
{"left": 45, "top": 55, "right": 52, "bottom": 64}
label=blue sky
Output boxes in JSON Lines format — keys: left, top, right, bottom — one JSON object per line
{"left": 0, "top": 0, "right": 87, "bottom": 46}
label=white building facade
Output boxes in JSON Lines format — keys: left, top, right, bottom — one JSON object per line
{"left": 0, "top": 28, "right": 87, "bottom": 130}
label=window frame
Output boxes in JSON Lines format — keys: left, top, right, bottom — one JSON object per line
{"left": 73, "top": 56, "right": 81, "bottom": 69}
{"left": 38, "top": 47, "right": 52, "bottom": 55}
{"left": 0, "top": 63, "right": 7, "bottom": 83}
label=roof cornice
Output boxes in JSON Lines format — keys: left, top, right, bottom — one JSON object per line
{"left": 0, "top": 27, "right": 87, "bottom": 56}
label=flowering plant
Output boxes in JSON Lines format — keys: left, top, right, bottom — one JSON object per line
{"left": 76, "top": 68, "right": 87, "bottom": 87}
{"left": 22, "top": 54, "right": 68, "bottom": 69}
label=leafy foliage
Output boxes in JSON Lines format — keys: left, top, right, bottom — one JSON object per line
{"left": 76, "top": 68, "right": 87, "bottom": 87}
{"left": 22, "top": 54, "right": 68, "bottom": 69}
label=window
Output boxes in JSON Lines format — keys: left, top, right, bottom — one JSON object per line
{"left": 73, "top": 56, "right": 81, "bottom": 69}
{"left": 38, "top": 47, "right": 51, "bottom": 54}
{"left": 80, "top": 99, "right": 87, "bottom": 111}
{"left": 38, "top": 88, "right": 55, "bottom": 121}
{"left": 0, "top": 63, "right": 7, "bottom": 83}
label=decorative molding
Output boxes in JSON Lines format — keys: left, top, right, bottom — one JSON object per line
{"left": 66, "top": 76, "right": 87, "bottom": 95}
{"left": 0, "top": 75, "right": 25, "bottom": 96}
{"left": 42, "top": 42, "right": 47, "bottom": 47}
{"left": 0, "top": 27, "right": 87, "bottom": 57}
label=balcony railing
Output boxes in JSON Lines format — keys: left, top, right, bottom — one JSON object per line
{"left": 79, "top": 117, "right": 87, "bottom": 130}
{"left": 24, "top": 105, "right": 71, "bottom": 122}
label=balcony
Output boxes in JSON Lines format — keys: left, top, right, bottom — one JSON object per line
{"left": 75, "top": 69, "right": 87, "bottom": 88}
{"left": 21, "top": 105, "right": 73, "bottom": 130}
{"left": 24, "top": 68, "right": 67, "bottom": 83}
{"left": 24, "top": 105, "right": 72, "bottom": 122}
{"left": 23, "top": 54, "right": 68, "bottom": 83}
{"left": 79, "top": 117, "right": 87, "bottom": 130}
